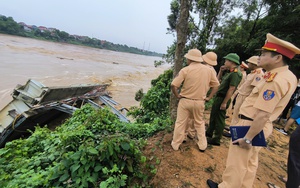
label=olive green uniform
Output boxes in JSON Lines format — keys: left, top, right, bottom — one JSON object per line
{"left": 206, "top": 68, "right": 242, "bottom": 144}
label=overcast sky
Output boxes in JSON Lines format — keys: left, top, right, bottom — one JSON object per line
{"left": 1, "top": 0, "right": 175, "bottom": 53}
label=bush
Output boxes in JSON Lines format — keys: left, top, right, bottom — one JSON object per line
{"left": 129, "top": 69, "right": 173, "bottom": 123}
{"left": 0, "top": 105, "right": 149, "bottom": 187}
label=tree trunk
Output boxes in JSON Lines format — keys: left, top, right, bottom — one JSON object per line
{"left": 169, "top": 0, "right": 191, "bottom": 122}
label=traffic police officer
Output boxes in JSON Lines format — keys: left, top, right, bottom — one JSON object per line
{"left": 231, "top": 56, "right": 265, "bottom": 125}
{"left": 207, "top": 33, "right": 300, "bottom": 188}
{"left": 184, "top": 51, "right": 219, "bottom": 141}
{"left": 171, "top": 49, "right": 220, "bottom": 152}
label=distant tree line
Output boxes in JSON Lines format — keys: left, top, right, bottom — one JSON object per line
{"left": 0, "top": 15, "right": 162, "bottom": 57}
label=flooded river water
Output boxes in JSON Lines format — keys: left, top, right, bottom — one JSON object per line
{"left": 0, "top": 34, "right": 170, "bottom": 110}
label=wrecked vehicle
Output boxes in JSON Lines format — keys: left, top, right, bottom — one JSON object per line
{"left": 0, "top": 79, "right": 129, "bottom": 148}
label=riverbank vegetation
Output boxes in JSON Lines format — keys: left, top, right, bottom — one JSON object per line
{"left": 0, "top": 70, "right": 174, "bottom": 187}
{"left": 0, "top": 105, "right": 171, "bottom": 187}
{"left": 0, "top": 68, "right": 216, "bottom": 187}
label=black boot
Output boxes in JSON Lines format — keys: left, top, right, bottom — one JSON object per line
{"left": 207, "top": 179, "right": 218, "bottom": 188}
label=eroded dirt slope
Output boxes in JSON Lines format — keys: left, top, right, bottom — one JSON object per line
{"left": 143, "top": 112, "right": 290, "bottom": 188}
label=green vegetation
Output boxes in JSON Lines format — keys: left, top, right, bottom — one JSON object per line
{"left": 0, "top": 104, "right": 171, "bottom": 187}
{"left": 129, "top": 69, "right": 173, "bottom": 124}
{"left": 0, "top": 15, "right": 162, "bottom": 57}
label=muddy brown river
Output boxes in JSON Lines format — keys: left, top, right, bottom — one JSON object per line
{"left": 0, "top": 34, "right": 170, "bottom": 110}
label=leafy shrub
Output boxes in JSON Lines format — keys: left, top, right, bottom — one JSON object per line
{"left": 129, "top": 69, "right": 173, "bottom": 123}
{"left": 134, "top": 88, "right": 144, "bottom": 101}
{"left": 0, "top": 105, "right": 149, "bottom": 188}
{"left": 119, "top": 117, "right": 173, "bottom": 139}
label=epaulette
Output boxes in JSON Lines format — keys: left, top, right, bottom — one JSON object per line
{"left": 263, "top": 72, "right": 277, "bottom": 82}
{"left": 251, "top": 69, "right": 261, "bottom": 74}
{"left": 230, "top": 68, "right": 238, "bottom": 72}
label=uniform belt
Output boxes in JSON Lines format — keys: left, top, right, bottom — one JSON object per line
{"left": 238, "top": 114, "right": 253, "bottom": 121}
{"left": 181, "top": 97, "right": 202, "bottom": 101}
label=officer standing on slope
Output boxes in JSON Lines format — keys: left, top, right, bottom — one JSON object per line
{"left": 207, "top": 33, "right": 300, "bottom": 188}
{"left": 184, "top": 51, "right": 219, "bottom": 141}
{"left": 171, "top": 49, "right": 220, "bottom": 152}
{"left": 206, "top": 53, "right": 242, "bottom": 146}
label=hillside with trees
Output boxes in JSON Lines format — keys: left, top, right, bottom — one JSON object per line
{"left": 0, "top": 15, "right": 162, "bottom": 57}
{"left": 164, "top": 0, "right": 300, "bottom": 79}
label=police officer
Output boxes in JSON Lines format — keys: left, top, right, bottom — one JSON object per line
{"left": 206, "top": 53, "right": 242, "bottom": 146}
{"left": 184, "top": 51, "right": 219, "bottom": 141}
{"left": 171, "top": 49, "right": 220, "bottom": 152}
{"left": 226, "top": 61, "right": 248, "bottom": 118}
{"left": 230, "top": 56, "right": 264, "bottom": 125}
{"left": 207, "top": 33, "right": 300, "bottom": 188}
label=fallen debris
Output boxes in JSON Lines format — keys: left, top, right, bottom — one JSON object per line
{"left": 0, "top": 79, "right": 129, "bottom": 148}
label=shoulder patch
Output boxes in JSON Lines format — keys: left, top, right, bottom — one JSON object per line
{"left": 255, "top": 77, "right": 261, "bottom": 81}
{"left": 263, "top": 89, "right": 275, "bottom": 101}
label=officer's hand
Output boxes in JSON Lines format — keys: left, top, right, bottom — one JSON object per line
{"left": 220, "top": 65, "right": 228, "bottom": 71}
{"left": 232, "top": 138, "right": 251, "bottom": 150}
{"left": 220, "top": 103, "right": 226, "bottom": 110}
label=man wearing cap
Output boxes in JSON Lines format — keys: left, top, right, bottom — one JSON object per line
{"left": 202, "top": 51, "right": 218, "bottom": 67}
{"left": 240, "top": 61, "right": 249, "bottom": 82}
{"left": 184, "top": 51, "right": 219, "bottom": 140}
{"left": 207, "top": 33, "right": 300, "bottom": 188}
{"left": 226, "top": 61, "right": 249, "bottom": 120}
{"left": 206, "top": 53, "right": 242, "bottom": 146}
{"left": 230, "top": 56, "right": 264, "bottom": 125}
{"left": 171, "top": 49, "right": 220, "bottom": 152}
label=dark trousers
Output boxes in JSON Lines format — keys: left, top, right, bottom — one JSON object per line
{"left": 281, "top": 99, "right": 295, "bottom": 119}
{"left": 206, "top": 96, "right": 231, "bottom": 144}
{"left": 286, "top": 125, "right": 300, "bottom": 188}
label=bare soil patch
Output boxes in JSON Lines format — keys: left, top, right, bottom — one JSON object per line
{"left": 143, "top": 112, "right": 291, "bottom": 188}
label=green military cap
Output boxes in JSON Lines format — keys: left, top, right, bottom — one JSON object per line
{"left": 223, "top": 53, "right": 240, "bottom": 65}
